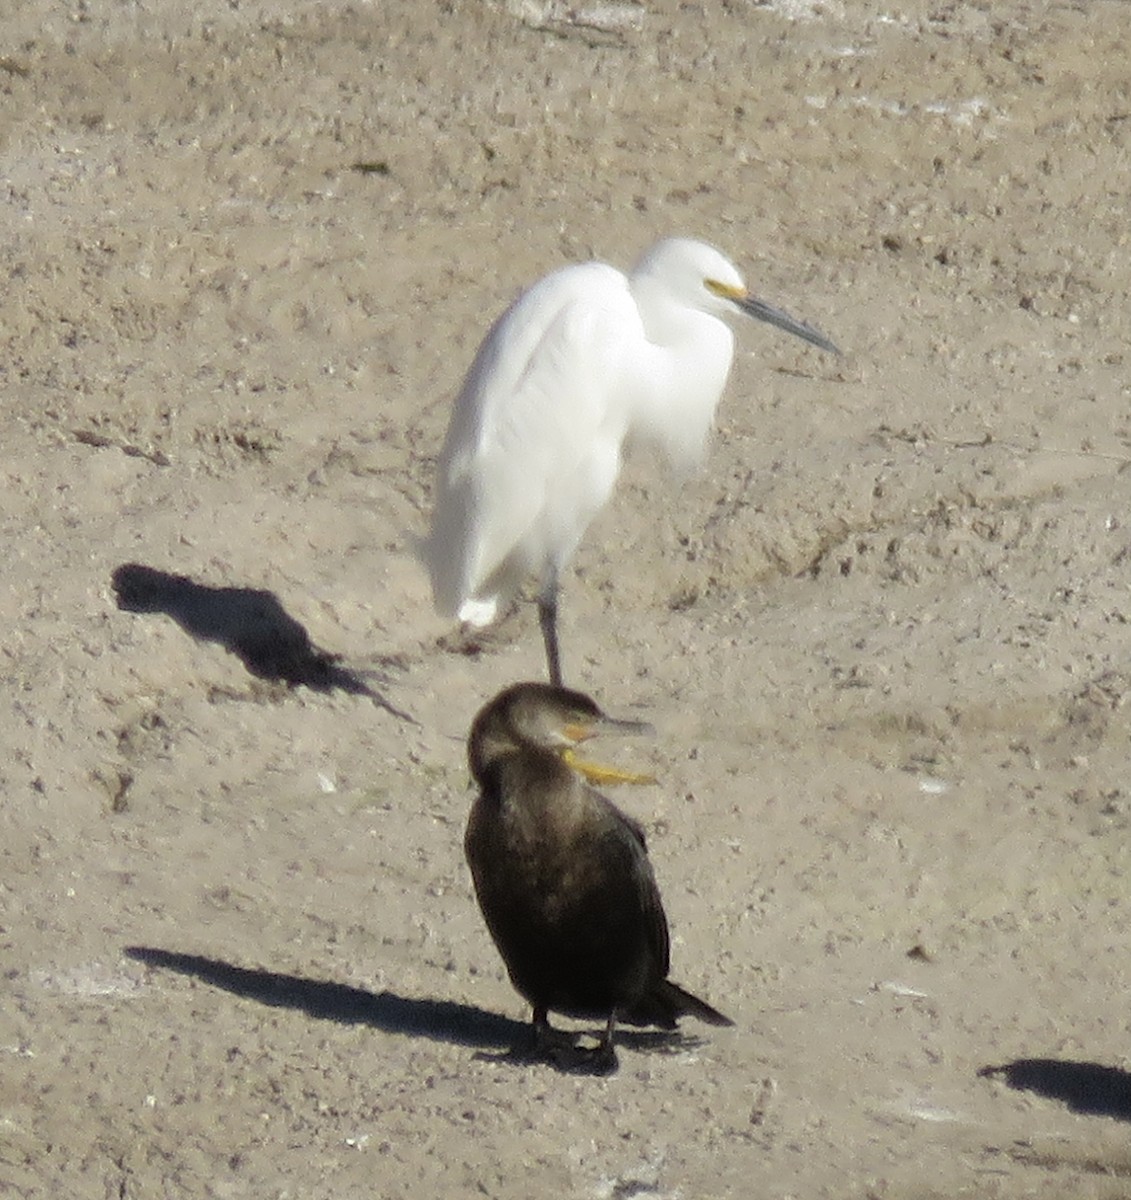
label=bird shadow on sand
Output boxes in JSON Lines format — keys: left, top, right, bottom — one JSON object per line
{"left": 124, "top": 946, "right": 702, "bottom": 1073}
{"left": 124, "top": 946, "right": 525, "bottom": 1050}
{"left": 979, "top": 1058, "right": 1131, "bottom": 1122}
{"left": 472, "top": 1026, "right": 708, "bottom": 1077}
{"left": 110, "top": 564, "right": 415, "bottom": 723}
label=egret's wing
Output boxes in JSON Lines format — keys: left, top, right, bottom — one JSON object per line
{"left": 427, "top": 263, "right": 639, "bottom": 618}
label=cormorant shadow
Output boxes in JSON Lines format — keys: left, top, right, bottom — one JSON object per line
{"left": 979, "top": 1058, "right": 1131, "bottom": 1121}
{"left": 124, "top": 946, "right": 525, "bottom": 1049}
{"left": 111, "top": 564, "right": 414, "bottom": 722}
{"left": 125, "top": 946, "right": 700, "bottom": 1073}
{"left": 472, "top": 1026, "right": 705, "bottom": 1077}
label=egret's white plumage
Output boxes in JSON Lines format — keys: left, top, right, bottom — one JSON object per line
{"left": 425, "top": 237, "right": 838, "bottom": 684}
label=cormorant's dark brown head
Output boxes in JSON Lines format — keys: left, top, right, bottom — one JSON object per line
{"left": 467, "top": 682, "right": 656, "bottom": 788}
{"left": 468, "top": 682, "right": 604, "bottom": 784}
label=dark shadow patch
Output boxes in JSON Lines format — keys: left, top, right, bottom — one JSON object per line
{"left": 979, "top": 1058, "right": 1131, "bottom": 1122}
{"left": 125, "top": 946, "right": 702, "bottom": 1074}
{"left": 111, "top": 564, "right": 415, "bottom": 722}
{"left": 124, "top": 946, "right": 523, "bottom": 1049}
{"left": 472, "top": 1025, "right": 700, "bottom": 1077}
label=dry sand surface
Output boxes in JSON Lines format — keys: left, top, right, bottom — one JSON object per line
{"left": 4, "top": 0, "right": 1131, "bottom": 1195}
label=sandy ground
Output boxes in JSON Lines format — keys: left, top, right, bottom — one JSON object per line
{"left": 3, "top": 0, "right": 1131, "bottom": 1195}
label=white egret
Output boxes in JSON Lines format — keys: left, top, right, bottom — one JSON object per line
{"left": 424, "top": 237, "right": 839, "bottom": 685}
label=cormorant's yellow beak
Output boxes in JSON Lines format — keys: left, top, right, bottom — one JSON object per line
{"left": 560, "top": 713, "right": 656, "bottom": 786}
{"left": 562, "top": 748, "right": 656, "bottom": 787}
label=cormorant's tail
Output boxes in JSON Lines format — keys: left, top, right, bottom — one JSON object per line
{"left": 625, "top": 979, "right": 733, "bottom": 1029}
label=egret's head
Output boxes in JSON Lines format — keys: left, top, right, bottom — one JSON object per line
{"left": 632, "top": 237, "right": 746, "bottom": 316}
{"left": 634, "top": 237, "right": 840, "bottom": 354}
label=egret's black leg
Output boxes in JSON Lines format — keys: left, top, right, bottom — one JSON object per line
{"left": 538, "top": 580, "right": 562, "bottom": 686}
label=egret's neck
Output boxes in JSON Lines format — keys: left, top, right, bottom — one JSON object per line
{"left": 630, "top": 299, "right": 736, "bottom": 471}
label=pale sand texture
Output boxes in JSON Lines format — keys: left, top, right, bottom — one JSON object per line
{"left": 3, "top": 1, "right": 1131, "bottom": 1195}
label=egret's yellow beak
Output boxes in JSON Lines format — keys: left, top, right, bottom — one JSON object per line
{"left": 706, "top": 278, "right": 747, "bottom": 302}
{"left": 706, "top": 277, "right": 840, "bottom": 355}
